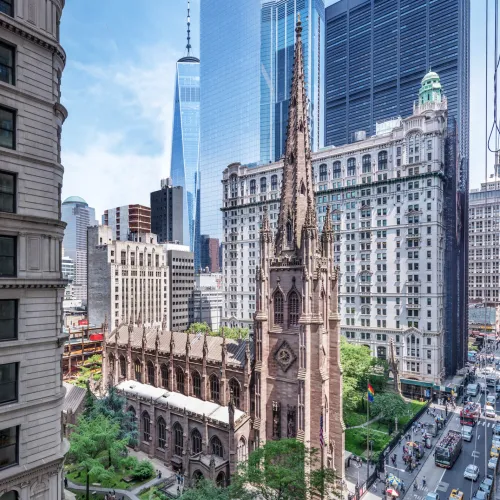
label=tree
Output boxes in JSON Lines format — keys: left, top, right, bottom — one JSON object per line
{"left": 131, "top": 459, "right": 154, "bottom": 480}
{"left": 216, "top": 326, "right": 249, "bottom": 340}
{"left": 82, "top": 380, "right": 95, "bottom": 419}
{"left": 70, "top": 354, "right": 102, "bottom": 388}
{"left": 68, "top": 414, "right": 127, "bottom": 500}
{"left": 370, "top": 392, "right": 407, "bottom": 423}
{"left": 92, "top": 386, "right": 138, "bottom": 447}
{"left": 187, "top": 322, "right": 212, "bottom": 335}
{"left": 231, "top": 439, "right": 339, "bottom": 500}
{"left": 180, "top": 479, "right": 231, "bottom": 500}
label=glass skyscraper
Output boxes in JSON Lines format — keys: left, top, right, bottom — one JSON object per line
{"left": 324, "top": 0, "right": 469, "bottom": 155}
{"left": 260, "top": 0, "right": 324, "bottom": 163}
{"left": 170, "top": 55, "right": 201, "bottom": 266}
{"left": 199, "top": 0, "right": 261, "bottom": 241}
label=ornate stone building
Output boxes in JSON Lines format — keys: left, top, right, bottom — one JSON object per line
{"left": 103, "top": 318, "right": 251, "bottom": 486}
{"left": 0, "top": 1, "right": 69, "bottom": 499}
{"left": 103, "top": 17, "right": 344, "bottom": 485}
{"left": 253, "top": 17, "right": 344, "bottom": 477}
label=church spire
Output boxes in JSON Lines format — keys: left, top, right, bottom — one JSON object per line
{"left": 275, "top": 15, "right": 315, "bottom": 255}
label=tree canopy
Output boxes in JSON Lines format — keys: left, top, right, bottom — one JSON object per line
{"left": 370, "top": 392, "right": 408, "bottom": 422}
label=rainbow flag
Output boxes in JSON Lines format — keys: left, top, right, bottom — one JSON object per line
{"left": 367, "top": 383, "right": 375, "bottom": 403}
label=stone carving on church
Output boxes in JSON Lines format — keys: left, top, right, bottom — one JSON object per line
{"left": 274, "top": 340, "right": 297, "bottom": 372}
{"left": 272, "top": 401, "right": 281, "bottom": 438}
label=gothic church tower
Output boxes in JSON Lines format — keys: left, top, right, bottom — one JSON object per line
{"left": 253, "top": 16, "right": 344, "bottom": 477}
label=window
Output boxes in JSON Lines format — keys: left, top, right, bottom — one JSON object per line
{"left": 319, "top": 164, "right": 327, "bottom": 181}
{"left": 211, "top": 436, "right": 224, "bottom": 458}
{"left": 0, "top": 172, "right": 15, "bottom": 215}
{"left": 271, "top": 174, "right": 278, "bottom": 191}
{"left": 147, "top": 361, "right": 154, "bottom": 385}
{"left": 347, "top": 158, "right": 356, "bottom": 176}
{"left": 249, "top": 180, "right": 256, "bottom": 195}
{"left": 0, "top": 107, "right": 15, "bottom": 149}
{"left": 191, "top": 428, "right": 202, "bottom": 454}
{"left": 274, "top": 291, "right": 283, "bottom": 325}
{"left": 210, "top": 374, "right": 220, "bottom": 402}
{"left": 0, "top": 236, "right": 15, "bottom": 276}
{"left": 332, "top": 161, "right": 341, "bottom": 178}
{"left": 176, "top": 367, "right": 184, "bottom": 394}
{"left": 362, "top": 155, "right": 371, "bottom": 173}
{"left": 142, "top": 412, "right": 151, "bottom": 442}
{"left": 157, "top": 417, "right": 166, "bottom": 449}
{"left": 134, "top": 359, "right": 142, "bottom": 382}
{"left": 161, "top": 364, "right": 168, "bottom": 388}
{"left": 0, "top": 426, "right": 18, "bottom": 471}
{"left": 407, "top": 335, "right": 420, "bottom": 357}
{"left": 288, "top": 291, "right": 300, "bottom": 326}
{"left": 229, "top": 378, "right": 241, "bottom": 409}
{"left": 0, "top": 42, "right": 14, "bottom": 85}
{"left": 0, "top": 363, "right": 17, "bottom": 404}
{"left": 192, "top": 371, "right": 201, "bottom": 398}
{"left": 0, "top": 0, "right": 13, "bottom": 17}
{"left": 0, "top": 300, "right": 16, "bottom": 341}
{"left": 378, "top": 151, "right": 388, "bottom": 170}
{"left": 260, "top": 177, "right": 267, "bottom": 193}
{"left": 173, "top": 423, "right": 183, "bottom": 456}
{"left": 119, "top": 356, "right": 126, "bottom": 378}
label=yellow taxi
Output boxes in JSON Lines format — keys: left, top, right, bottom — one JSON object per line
{"left": 490, "top": 445, "right": 500, "bottom": 458}
{"left": 449, "top": 489, "right": 464, "bottom": 500}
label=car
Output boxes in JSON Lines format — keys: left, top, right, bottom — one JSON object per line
{"left": 479, "top": 475, "right": 494, "bottom": 495}
{"left": 480, "top": 383, "right": 488, "bottom": 394}
{"left": 491, "top": 435, "right": 500, "bottom": 447}
{"left": 490, "top": 445, "right": 500, "bottom": 458}
{"left": 496, "top": 384, "right": 500, "bottom": 393}
{"left": 471, "top": 490, "right": 488, "bottom": 500}
{"left": 449, "top": 490, "right": 464, "bottom": 500}
{"left": 464, "top": 464, "right": 480, "bottom": 481}
{"left": 486, "top": 394, "right": 497, "bottom": 405}
{"left": 487, "top": 456, "right": 498, "bottom": 470}
{"left": 484, "top": 405, "right": 496, "bottom": 418}
{"left": 426, "top": 494, "right": 440, "bottom": 500}
{"left": 493, "top": 422, "right": 500, "bottom": 435}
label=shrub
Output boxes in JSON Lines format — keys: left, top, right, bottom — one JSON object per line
{"left": 122, "top": 455, "right": 139, "bottom": 470}
{"left": 132, "top": 459, "right": 154, "bottom": 481}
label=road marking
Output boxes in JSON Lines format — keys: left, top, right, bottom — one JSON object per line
{"left": 436, "top": 480, "right": 449, "bottom": 492}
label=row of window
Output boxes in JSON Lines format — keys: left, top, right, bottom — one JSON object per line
{"left": 113, "top": 356, "right": 242, "bottom": 408}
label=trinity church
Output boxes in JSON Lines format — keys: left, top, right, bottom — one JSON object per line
{"left": 102, "top": 17, "right": 344, "bottom": 486}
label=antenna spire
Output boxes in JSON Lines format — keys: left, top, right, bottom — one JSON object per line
{"left": 186, "top": 0, "right": 192, "bottom": 56}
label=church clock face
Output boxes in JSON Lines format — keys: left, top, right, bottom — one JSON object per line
{"left": 274, "top": 340, "right": 297, "bottom": 373}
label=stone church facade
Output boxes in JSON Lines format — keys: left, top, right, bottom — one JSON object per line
{"left": 102, "top": 17, "right": 344, "bottom": 485}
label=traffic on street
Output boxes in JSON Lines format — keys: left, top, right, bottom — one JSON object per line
{"left": 370, "top": 343, "right": 500, "bottom": 500}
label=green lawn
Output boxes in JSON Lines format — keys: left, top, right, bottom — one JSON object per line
{"left": 66, "top": 465, "right": 152, "bottom": 491}
{"left": 345, "top": 399, "right": 426, "bottom": 460}
{"left": 138, "top": 487, "right": 168, "bottom": 500}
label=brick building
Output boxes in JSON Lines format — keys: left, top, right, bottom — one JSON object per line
{"left": 103, "top": 204, "right": 151, "bottom": 241}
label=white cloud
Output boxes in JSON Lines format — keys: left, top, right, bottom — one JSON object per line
{"left": 62, "top": 43, "right": 180, "bottom": 216}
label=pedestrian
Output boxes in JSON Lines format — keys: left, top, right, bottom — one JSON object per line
{"left": 159, "top": 470, "right": 162, "bottom": 479}
{"left": 64, "top": 477, "right": 68, "bottom": 489}
{"left": 422, "top": 476, "right": 427, "bottom": 488}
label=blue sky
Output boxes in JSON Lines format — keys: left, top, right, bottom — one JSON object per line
{"left": 61, "top": 0, "right": 490, "bottom": 218}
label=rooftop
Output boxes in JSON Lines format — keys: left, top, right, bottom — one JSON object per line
{"left": 63, "top": 195, "right": 88, "bottom": 205}
{"left": 62, "top": 382, "right": 86, "bottom": 413}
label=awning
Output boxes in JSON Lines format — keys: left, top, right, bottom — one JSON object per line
{"left": 400, "top": 379, "right": 434, "bottom": 388}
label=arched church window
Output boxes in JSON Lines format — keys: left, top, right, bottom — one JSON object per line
{"left": 191, "top": 428, "right": 202, "bottom": 454}
{"left": 142, "top": 412, "right": 151, "bottom": 442}
{"left": 134, "top": 359, "right": 142, "bottom": 382}
{"left": 210, "top": 374, "right": 220, "bottom": 403}
{"left": 160, "top": 364, "right": 168, "bottom": 389}
{"left": 211, "top": 435, "right": 224, "bottom": 458}
{"left": 176, "top": 367, "right": 185, "bottom": 394}
{"left": 119, "top": 355, "right": 126, "bottom": 378}
{"left": 229, "top": 378, "right": 241, "bottom": 409}
{"left": 274, "top": 291, "right": 284, "bottom": 325}
{"left": 288, "top": 291, "right": 300, "bottom": 326}
{"left": 192, "top": 371, "right": 201, "bottom": 398}
{"left": 173, "top": 422, "right": 183, "bottom": 456}
{"left": 147, "top": 361, "right": 154, "bottom": 385}
{"left": 157, "top": 417, "right": 166, "bottom": 449}
{"left": 286, "top": 219, "right": 293, "bottom": 245}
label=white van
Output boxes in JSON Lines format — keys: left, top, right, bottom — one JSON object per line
{"left": 485, "top": 405, "right": 496, "bottom": 418}
{"left": 467, "top": 383, "right": 479, "bottom": 397}
{"left": 462, "top": 426, "right": 473, "bottom": 442}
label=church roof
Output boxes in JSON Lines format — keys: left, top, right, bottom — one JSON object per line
{"left": 107, "top": 325, "right": 247, "bottom": 368}
{"left": 117, "top": 380, "right": 247, "bottom": 426}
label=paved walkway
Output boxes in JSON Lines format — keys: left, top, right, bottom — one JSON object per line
{"left": 66, "top": 448, "right": 179, "bottom": 500}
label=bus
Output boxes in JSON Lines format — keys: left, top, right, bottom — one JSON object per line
{"left": 435, "top": 430, "right": 462, "bottom": 468}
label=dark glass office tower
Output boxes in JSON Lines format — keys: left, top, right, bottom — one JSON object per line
{"left": 324, "top": 0, "right": 470, "bottom": 378}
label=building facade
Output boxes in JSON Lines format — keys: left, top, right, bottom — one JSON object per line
{"left": 469, "top": 167, "right": 500, "bottom": 306}
{"left": 163, "top": 243, "right": 195, "bottom": 332}
{"left": 260, "top": 0, "right": 324, "bottom": 162}
{"left": 102, "top": 204, "right": 151, "bottom": 242}
{"left": 199, "top": 0, "right": 261, "bottom": 242}
{"left": 223, "top": 72, "right": 462, "bottom": 389}
{"left": 199, "top": 234, "right": 219, "bottom": 273}
{"left": 0, "top": 1, "right": 69, "bottom": 498}
{"left": 190, "top": 272, "right": 224, "bottom": 331}
{"left": 103, "top": 323, "right": 251, "bottom": 486}
{"left": 62, "top": 196, "right": 97, "bottom": 303}
{"left": 150, "top": 178, "right": 184, "bottom": 244}
{"left": 87, "top": 226, "right": 168, "bottom": 329}
{"left": 170, "top": 49, "right": 200, "bottom": 264}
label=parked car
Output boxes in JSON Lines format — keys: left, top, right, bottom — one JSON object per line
{"left": 472, "top": 490, "right": 488, "bottom": 500}
{"left": 493, "top": 422, "right": 500, "bottom": 435}
{"left": 479, "top": 475, "right": 494, "bottom": 496}
{"left": 490, "top": 445, "right": 500, "bottom": 458}
{"left": 426, "top": 494, "right": 440, "bottom": 500}
{"left": 449, "top": 489, "right": 464, "bottom": 500}
{"left": 464, "top": 464, "right": 480, "bottom": 481}
{"left": 487, "top": 456, "right": 498, "bottom": 470}
{"left": 495, "top": 383, "right": 500, "bottom": 393}
{"left": 491, "top": 435, "right": 500, "bottom": 447}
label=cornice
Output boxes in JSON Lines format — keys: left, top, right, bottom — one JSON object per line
{"left": 0, "top": 146, "right": 65, "bottom": 174}
{"left": 0, "top": 16, "right": 66, "bottom": 63}
{"left": 0, "top": 211, "right": 66, "bottom": 230}
{"left": 0, "top": 279, "right": 66, "bottom": 289}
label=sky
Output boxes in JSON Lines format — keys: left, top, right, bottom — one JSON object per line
{"left": 61, "top": 0, "right": 493, "bottom": 219}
